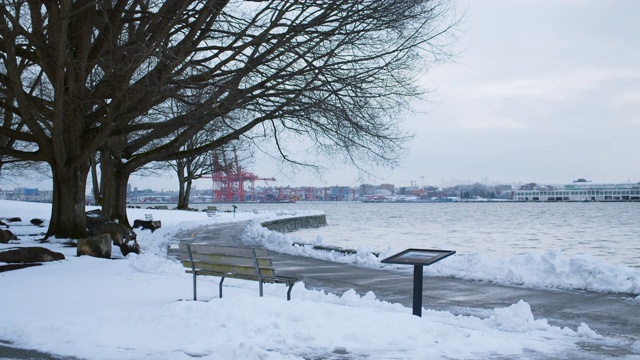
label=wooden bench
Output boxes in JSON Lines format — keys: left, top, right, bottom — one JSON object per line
{"left": 179, "top": 243, "right": 298, "bottom": 301}
{"left": 205, "top": 206, "right": 218, "bottom": 218}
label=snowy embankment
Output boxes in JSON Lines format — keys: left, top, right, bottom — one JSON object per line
{"left": 245, "top": 222, "right": 640, "bottom": 295}
{"left": 0, "top": 200, "right": 634, "bottom": 359}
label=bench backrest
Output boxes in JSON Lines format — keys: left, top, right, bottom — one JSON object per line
{"left": 179, "top": 243, "right": 276, "bottom": 278}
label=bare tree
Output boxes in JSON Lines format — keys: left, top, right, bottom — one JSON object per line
{"left": 0, "top": 1, "right": 458, "bottom": 238}
{"left": 169, "top": 139, "right": 252, "bottom": 210}
{"left": 0, "top": 106, "right": 49, "bottom": 183}
{"left": 172, "top": 149, "right": 207, "bottom": 211}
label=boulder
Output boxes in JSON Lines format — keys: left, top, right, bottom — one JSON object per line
{"left": 77, "top": 234, "right": 112, "bottom": 258}
{"left": 3, "top": 217, "right": 21, "bottom": 223}
{"left": 133, "top": 219, "right": 161, "bottom": 232}
{"left": 30, "top": 218, "right": 45, "bottom": 226}
{"left": 89, "top": 222, "right": 136, "bottom": 245}
{"left": 85, "top": 209, "right": 110, "bottom": 231}
{"left": 120, "top": 241, "right": 141, "bottom": 256}
{"left": 86, "top": 222, "right": 140, "bottom": 256}
{"left": 0, "top": 247, "right": 65, "bottom": 263}
{"left": 0, "top": 229, "right": 18, "bottom": 244}
{"left": 0, "top": 263, "right": 42, "bottom": 272}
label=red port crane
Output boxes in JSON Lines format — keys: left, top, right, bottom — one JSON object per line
{"left": 204, "top": 148, "right": 275, "bottom": 202}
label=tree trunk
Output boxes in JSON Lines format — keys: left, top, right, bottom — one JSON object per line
{"left": 182, "top": 179, "right": 193, "bottom": 210}
{"left": 176, "top": 160, "right": 188, "bottom": 210}
{"left": 47, "top": 163, "right": 90, "bottom": 239}
{"left": 100, "top": 157, "right": 132, "bottom": 227}
{"left": 176, "top": 188, "right": 187, "bottom": 210}
{"left": 90, "top": 154, "right": 101, "bottom": 206}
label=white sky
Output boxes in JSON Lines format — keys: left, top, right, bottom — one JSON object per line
{"left": 243, "top": 0, "right": 640, "bottom": 189}
{"left": 3, "top": 0, "right": 639, "bottom": 192}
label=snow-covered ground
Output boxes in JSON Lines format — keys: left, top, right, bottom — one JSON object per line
{"left": 0, "top": 200, "right": 637, "bottom": 359}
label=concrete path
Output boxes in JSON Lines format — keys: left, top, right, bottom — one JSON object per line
{"left": 176, "top": 222, "right": 640, "bottom": 359}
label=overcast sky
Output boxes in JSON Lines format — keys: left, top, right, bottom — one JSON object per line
{"left": 4, "top": 0, "right": 639, "bottom": 192}
{"left": 231, "top": 0, "right": 640, "bottom": 189}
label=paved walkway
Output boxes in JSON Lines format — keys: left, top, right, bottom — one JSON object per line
{"left": 175, "top": 222, "right": 640, "bottom": 359}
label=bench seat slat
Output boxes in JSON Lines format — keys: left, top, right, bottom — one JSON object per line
{"left": 186, "top": 269, "right": 297, "bottom": 284}
{"left": 182, "top": 261, "right": 277, "bottom": 278}
{"left": 185, "top": 253, "right": 273, "bottom": 268}
{"left": 180, "top": 243, "right": 269, "bottom": 258}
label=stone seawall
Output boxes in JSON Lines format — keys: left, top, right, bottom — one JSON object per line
{"left": 260, "top": 214, "right": 327, "bottom": 233}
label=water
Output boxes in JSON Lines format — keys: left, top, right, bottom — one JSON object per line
{"left": 217, "top": 201, "right": 640, "bottom": 268}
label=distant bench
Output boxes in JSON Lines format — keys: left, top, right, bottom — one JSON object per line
{"left": 147, "top": 205, "right": 168, "bottom": 210}
{"left": 179, "top": 243, "right": 298, "bottom": 301}
{"left": 205, "top": 206, "right": 218, "bottom": 218}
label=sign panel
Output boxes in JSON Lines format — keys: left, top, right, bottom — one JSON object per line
{"left": 381, "top": 248, "right": 456, "bottom": 266}
{"left": 380, "top": 248, "right": 457, "bottom": 317}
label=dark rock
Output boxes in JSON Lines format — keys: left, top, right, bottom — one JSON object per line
{"left": 77, "top": 234, "right": 112, "bottom": 258}
{"left": 89, "top": 222, "right": 136, "bottom": 245}
{"left": 0, "top": 263, "right": 42, "bottom": 272}
{"left": 30, "top": 218, "right": 45, "bottom": 226}
{"left": 85, "top": 209, "right": 110, "bottom": 231}
{"left": 0, "top": 247, "right": 65, "bottom": 263}
{"left": 0, "top": 220, "right": 6, "bottom": 227}
{"left": 120, "top": 241, "right": 141, "bottom": 256}
{"left": 148, "top": 205, "right": 168, "bottom": 210}
{"left": 86, "top": 222, "right": 141, "bottom": 257}
{"left": 133, "top": 219, "right": 161, "bottom": 232}
{"left": 0, "top": 229, "right": 18, "bottom": 244}
{"left": 261, "top": 214, "right": 327, "bottom": 233}
{"left": 62, "top": 240, "right": 77, "bottom": 248}
{"left": 4, "top": 217, "right": 21, "bottom": 223}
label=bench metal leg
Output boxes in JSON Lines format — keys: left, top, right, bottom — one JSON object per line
{"left": 187, "top": 245, "right": 197, "bottom": 301}
{"left": 193, "top": 272, "right": 197, "bottom": 301}
{"left": 219, "top": 277, "right": 225, "bottom": 298}
{"left": 287, "top": 283, "right": 295, "bottom": 301}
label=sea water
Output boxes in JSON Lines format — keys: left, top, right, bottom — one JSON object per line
{"left": 223, "top": 201, "right": 640, "bottom": 269}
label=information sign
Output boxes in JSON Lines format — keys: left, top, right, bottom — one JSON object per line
{"left": 381, "top": 248, "right": 456, "bottom": 317}
{"left": 381, "top": 249, "right": 456, "bottom": 266}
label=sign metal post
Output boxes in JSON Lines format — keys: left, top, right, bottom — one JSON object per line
{"left": 381, "top": 248, "right": 456, "bottom": 317}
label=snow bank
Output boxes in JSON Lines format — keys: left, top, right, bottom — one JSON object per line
{"left": 243, "top": 221, "right": 640, "bottom": 295}
{"left": 427, "top": 250, "right": 640, "bottom": 295}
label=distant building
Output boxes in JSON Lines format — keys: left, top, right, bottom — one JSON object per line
{"left": 359, "top": 184, "right": 375, "bottom": 196}
{"left": 379, "top": 183, "right": 395, "bottom": 194}
{"left": 513, "top": 180, "right": 640, "bottom": 202}
{"left": 454, "top": 183, "right": 491, "bottom": 199}
{"left": 328, "top": 186, "right": 355, "bottom": 201}
{"left": 494, "top": 184, "right": 514, "bottom": 200}
{"left": 374, "top": 189, "right": 393, "bottom": 196}
{"left": 4, "top": 188, "right": 52, "bottom": 202}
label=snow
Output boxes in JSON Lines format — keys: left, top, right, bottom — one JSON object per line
{"left": 0, "top": 200, "right": 631, "bottom": 359}
{"left": 244, "top": 222, "right": 640, "bottom": 295}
